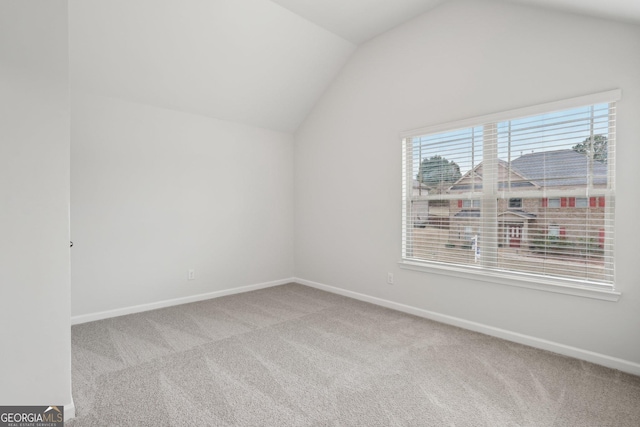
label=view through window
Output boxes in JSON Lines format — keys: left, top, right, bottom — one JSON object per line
{"left": 402, "top": 94, "right": 617, "bottom": 287}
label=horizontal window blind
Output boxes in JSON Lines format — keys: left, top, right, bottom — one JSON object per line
{"left": 402, "top": 93, "right": 617, "bottom": 287}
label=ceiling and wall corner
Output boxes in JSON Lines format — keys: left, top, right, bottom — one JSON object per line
{"left": 69, "top": 0, "right": 640, "bottom": 136}
{"left": 68, "top": 0, "right": 357, "bottom": 133}
{"left": 509, "top": 0, "right": 640, "bottom": 26}
{"left": 269, "top": 0, "right": 448, "bottom": 45}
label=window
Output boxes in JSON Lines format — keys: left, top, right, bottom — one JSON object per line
{"left": 509, "top": 198, "right": 522, "bottom": 209}
{"left": 462, "top": 226, "right": 474, "bottom": 241}
{"left": 576, "top": 197, "right": 589, "bottom": 208}
{"left": 462, "top": 199, "right": 481, "bottom": 208}
{"left": 401, "top": 91, "right": 618, "bottom": 294}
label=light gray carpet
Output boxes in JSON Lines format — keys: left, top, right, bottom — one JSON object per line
{"left": 67, "top": 283, "right": 640, "bottom": 426}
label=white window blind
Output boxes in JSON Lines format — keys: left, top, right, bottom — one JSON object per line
{"left": 402, "top": 91, "right": 618, "bottom": 289}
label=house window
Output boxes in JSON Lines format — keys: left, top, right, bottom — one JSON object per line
{"left": 508, "top": 198, "right": 522, "bottom": 209}
{"left": 401, "top": 90, "right": 618, "bottom": 292}
{"left": 461, "top": 226, "right": 474, "bottom": 241}
{"left": 576, "top": 198, "right": 589, "bottom": 208}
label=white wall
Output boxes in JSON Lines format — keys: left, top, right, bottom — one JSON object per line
{"left": 295, "top": 0, "right": 640, "bottom": 367}
{"left": 71, "top": 93, "right": 294, "bottom": 317}
{"left": 0, "top": 0, "right": 73, "bottom": 411}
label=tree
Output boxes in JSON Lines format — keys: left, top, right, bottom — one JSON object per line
{"left": 572, "top": 134, "right": 607, "bottom": 162}
{"left": 417, "top": 155, "right": 462, "bottom": 191}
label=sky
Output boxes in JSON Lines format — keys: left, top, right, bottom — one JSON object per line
{"left": 411, "top": 103, "right": 610, "bottom": 177}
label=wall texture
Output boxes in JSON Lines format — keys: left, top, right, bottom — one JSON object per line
{"left": 0, "top": 0, "right": 73, "bottom": 411}
{"left": 294, "top": 0, "right": 640, "bottom": 367}
{"left": 71, "top": 93, "right": 294, "bottom": 317}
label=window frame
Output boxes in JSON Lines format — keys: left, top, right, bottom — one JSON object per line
{"left": 508, "top": 198, "right": 522, "bottom": 209}
{"left": 400, "top": 90, "right": 621, "bottom": 301}
{"left": 548, "top": 198, "right": 561, "bottom": 208}
{"left": 548, "top": 225, "right": 561, "bottom": 238}
{"left": 576, "top": 197, "right": 589, "bottom": 208}
{"left": 462, "top": 199, "right": 481, "bottom": 208}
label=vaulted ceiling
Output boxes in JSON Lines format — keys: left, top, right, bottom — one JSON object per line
{"left": 69, "top": 0, "right": 640, "bottom": 133}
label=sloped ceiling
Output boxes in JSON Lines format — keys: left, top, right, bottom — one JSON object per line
{"left": 69, "top": 0, "right": 357, "bottom": 133}
{"left": 273, "top": 0, "right": 640, "bottom": 45}
{"left": 511, "top": 0, "right": 640, "bottom": 25}
{"left": 70, "top": 0, "right": 640, "bottom": 133}
{"left": 269, "top": 0, "right": 447, "bottom": 45}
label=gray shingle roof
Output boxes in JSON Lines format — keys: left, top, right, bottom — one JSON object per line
{"left": 498, "top": 210, "right": 537, "bottom": 219}
{"left": 453, "top": 209, "right": 480, "bottom": 218}
{"left": 510, "top": 149, "right": 607, "bottom": 187}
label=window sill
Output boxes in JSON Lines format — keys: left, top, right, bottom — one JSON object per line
{"left": 398, "top": 259, "right": 621, "bottom": 302}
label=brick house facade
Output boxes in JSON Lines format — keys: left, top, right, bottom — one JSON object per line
{"left": 446, "top": 150, "right": 607, "bottom": 250}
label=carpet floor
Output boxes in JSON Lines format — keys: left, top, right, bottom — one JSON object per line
{"left": 67, "top": 283, "right": 640, "bottom": 426}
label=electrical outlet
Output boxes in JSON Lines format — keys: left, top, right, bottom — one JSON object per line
{"left": 387, "top": 272, "right": 394, "bottom": 285}
{"left": 188, "top": 269, "right": 195, "bottom": 280}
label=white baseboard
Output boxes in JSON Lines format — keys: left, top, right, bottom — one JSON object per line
{"left": 295, "top": 277, "right": 640, "bottom": 376}
{"left": 71, "top": 278, "right": 295, "bottom": 325}
{"left": 64, "top": 399, "right": 75, "bottom": 421}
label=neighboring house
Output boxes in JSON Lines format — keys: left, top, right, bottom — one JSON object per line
{"left": 446, "top": 150, "right": 607, "bottom": 249}
{"left": 411, "top": 180, "right": 430, "bottom": 227}
{"left": 412, "top": 180, "right": 450, "bottom": 228}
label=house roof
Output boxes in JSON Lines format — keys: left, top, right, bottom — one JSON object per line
{"left": 455, "top": 209, "right": 538, "bottom": 219}
{"left": 448, "top": 149, "right": 607, "bottom": 192}
{"left": 498, "top": 210, "right": 538, "bottom": 219}
{"left": 413, "top": 180, "right": 429, "bottom": 191}
{"left": 453, "top": 209, "right": 480, "bottom": 218}
{"left": 510, "top": 149, "right": 607, "bottom": 187}
{"left": 449, "top": 159, "right": 537, "bottom": 192}
{"left": 449, "top": 181, "right": 537, "bottom": 191}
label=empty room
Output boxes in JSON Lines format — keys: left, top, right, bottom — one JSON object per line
{"left": 1, "top": 0, "right": 639, "bottom": 425}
